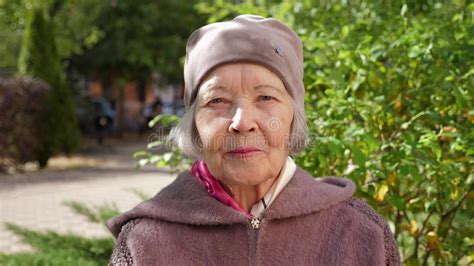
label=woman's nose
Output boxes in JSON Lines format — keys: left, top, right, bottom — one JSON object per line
{"left": 229, "top": 107, "right": 257, "bottom": 133}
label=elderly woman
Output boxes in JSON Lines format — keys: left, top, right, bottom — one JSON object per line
{"left": 107, "top": 14, "right": 400, "bottom": 265}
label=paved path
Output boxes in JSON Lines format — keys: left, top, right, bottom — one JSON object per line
{"left": 0, "top": 139, "right": 176, "bottom": 254}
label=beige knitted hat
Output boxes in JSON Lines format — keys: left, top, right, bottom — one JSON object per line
{"left": 183, "top": 14, "right": 304, "bottom": 108}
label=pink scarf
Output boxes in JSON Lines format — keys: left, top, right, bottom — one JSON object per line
{"left": 191, "top": 160, "right": 253, "bottom": 218}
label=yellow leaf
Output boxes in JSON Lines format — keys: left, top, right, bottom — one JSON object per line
{"left": 387, "top": 173, "right": 397, "bottom": 186}
{"left": 394, "top": 95, "right": 402, "bottom": 112}
{"left": 450, "top": 189, "right": 459, "bottom": 200}
{"left": 442, "top": 126, "right": 457, "bottom": 132}
{"left": 375, "top": 184, "right": 389, "bottom": 203}
{"left": 426, "top": 231, "right": 438, "bottom": 250}
{"left": 409, "top": 220, "right": 418, "bottom": 236}
{"left": 466, "top": 111, "right": 474, "bottom": 123}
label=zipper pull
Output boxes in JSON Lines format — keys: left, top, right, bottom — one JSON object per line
{"left": 250, "top": 217, "right": 261, "bottom": 230}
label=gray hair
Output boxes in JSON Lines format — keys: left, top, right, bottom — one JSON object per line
{"left": 168, "top": 100, "right": 309, "bottom": 159}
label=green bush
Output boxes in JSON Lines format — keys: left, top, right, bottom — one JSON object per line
{"left": 0, "top": 223, "right": 114, "bottom": 266}
{"left": 134, "top": 114, "right": 193, "bottom": 173}
{"left": 0, "top": 203, "right": 119, "bottom": 265}
{"left": 0, "top": 78, "right": 50, "bottom": 173}
{"left": 0, "top": 190, "right": 149, "bottom": 265}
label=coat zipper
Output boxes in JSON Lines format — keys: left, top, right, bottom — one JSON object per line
{"left": 250, "top": 217, "right": 261, "bottom": 230}
{"left": 247, "top": 216, "right": 263, "bottom": 265}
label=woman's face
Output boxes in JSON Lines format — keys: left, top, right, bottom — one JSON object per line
{"left": 194, "top": 63, "right": 294, "bottom": 188}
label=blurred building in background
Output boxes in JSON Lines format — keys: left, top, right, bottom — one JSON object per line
{"left": 79, "top": 73, "right": 184, "bottom": 135}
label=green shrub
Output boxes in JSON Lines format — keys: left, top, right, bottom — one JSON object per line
{"left": 0, "top": 190, "right": 150, "bottom": 265}
{"left": 0, "top": 223, "right": 114, "bottom": 266}
{"left": 17, "top": 5, "right": 80, "bottom": 167}
{"left": 0, "top": 201, "right": 117, "bottom": 265}
{"left": 0, "top": 78, "right": 50, "bottom": 173}
{"left": 134, "top": 114, "right": 193, "bottom": 173}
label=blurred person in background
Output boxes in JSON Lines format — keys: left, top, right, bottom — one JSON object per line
{"left": 141, "top": 97, "right": 162, "bottom": 134}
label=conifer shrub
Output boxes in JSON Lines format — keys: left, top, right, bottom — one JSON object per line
{"left": 17, "top": 5, "right": 80, "bottom": 167}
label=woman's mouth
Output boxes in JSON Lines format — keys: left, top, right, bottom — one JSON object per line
{"left": 227, "top": 147, "right": 262, "bottom": 158}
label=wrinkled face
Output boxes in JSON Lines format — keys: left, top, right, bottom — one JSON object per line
{"left": 194, "top": 63, "right": 294, "bottom": 188}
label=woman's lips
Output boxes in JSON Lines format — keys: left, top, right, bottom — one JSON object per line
{"left": 227, "top": 147, "right": 261, "bottom": 158}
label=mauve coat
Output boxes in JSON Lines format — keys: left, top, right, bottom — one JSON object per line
{"left": 107, "top": 166, "right": 401, "bottom": 265}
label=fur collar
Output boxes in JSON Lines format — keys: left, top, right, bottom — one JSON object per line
{"left": 107, "top": 167, "right": 355, "bottom": 238}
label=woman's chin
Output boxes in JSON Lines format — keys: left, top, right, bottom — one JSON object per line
{"left": 220, "top": 166, "right": 270, "bottom": 187}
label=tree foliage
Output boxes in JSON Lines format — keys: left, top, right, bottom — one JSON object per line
{"left": 69, "top": 0, "right": 207, "bottom": 84}
{"left": 17, "top": 3, "right": 80, "bottom": 166}
{"left": 0, "top": 0, "right": 105, "bottom": 68}
{"left": 0, "top": 0, "right": 24, "bottom": 70}
{"left": 295, "top": 2, "right": 473, "bottom": 264}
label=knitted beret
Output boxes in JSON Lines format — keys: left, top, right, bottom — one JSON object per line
{"left": 183, "top": 14, "right": 304, "bottom": 108}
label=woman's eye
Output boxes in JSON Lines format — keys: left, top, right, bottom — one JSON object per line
{"left": 259, "top": 95, "right": 274, "bottom": 101}
{"left": 209, "top": 98, "right": 224, "bottom": 104}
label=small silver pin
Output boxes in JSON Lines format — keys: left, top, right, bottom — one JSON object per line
{"left": 274, "top": 46, "right": 284, "bottom": 57}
